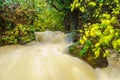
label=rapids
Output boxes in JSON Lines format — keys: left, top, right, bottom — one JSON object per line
{"left": 0, "top": 31, "right": 120, "bottom": 80}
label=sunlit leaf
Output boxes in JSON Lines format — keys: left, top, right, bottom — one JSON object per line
{"left": 95, "top": 42, "right": 100, "bottom": 48}
{"left": 94, "top": 49, "right": 100, "bottom": 58}
{"left": 88, "top": 2, "right": 96, "bottom": 7}
{"left": 80, "top": 39, "right": 85, "bottom": 45}
{"left": 79, "top": 45, "right": 89, "bottom": 56}
{"left": 103, "top": 50, "right": 109, "bottom": 57}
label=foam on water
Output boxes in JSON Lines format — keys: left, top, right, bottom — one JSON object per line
{"left": 0, "top": 31, "right": 120, "bottom": 80}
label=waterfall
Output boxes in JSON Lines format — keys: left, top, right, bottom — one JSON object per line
{"left": 0, "top": 31, "right": 120, "bottom": 80}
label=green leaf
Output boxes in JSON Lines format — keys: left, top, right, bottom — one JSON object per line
{"left": 86, "top": 40, "right": 92, "bottom": 46}
{"left": 68, "top": 45, "right": 76, "bottom": 52}
{"left": 88, "top": 2, "right": 96, "bottom": 7}
{"left": 112, "top": 40, "right": 118, "bottom": 49}
{"left": 97, "top": 0, "right": 104, "bottom": 3}
{"left": 79, "top": 45, "right": 89, "bottom": 56}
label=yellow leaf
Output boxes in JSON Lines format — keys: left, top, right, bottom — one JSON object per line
{"left": 79, "top": 7, "right": 85, "bottom": 12}
{"left": 99, "top": 38, "right": 103, "bottom": 43}
{"left": 80, "top": 39, "right": 85, "bottom": 45}
{"left": 88, "top": 2, "right": 96, "bottom": 7}
{"left": 83, "top": 35, "right": 87, "bottom": 41}
{"left": 95, "top": 30, "right": 102, "bottom": 37}
{"left": 85, "top": 31, "right": 89, "bottom": 37}
{"left": 94, "top": 49, "right": 100, "bottom": 58}
{"left": 95, "top": 42, "right": 100, "bottom": 48}
{"left": 71, "top": 7, "right": 74, "bottom": 12}
{"left": 110, "top": 17, "right": 117, "bottom": 24}
{"left": 75, "top": 3, "right": 80, "bottom": 8}
{"left": 15, "top": 31, "right": 19, "bottom": 35}
{"left": 102, "top": 14, "right": 111, "bottom": 19}
{"left": 103, "top": 35, "right": 113, "bottom": 45}
{"left": 103, "top": 50, "right": 109, "bottom": 57}
{"left": 79, "top": 30, "right": 83, "bottom": 33}
{"left": 101, "top": 20, "right": 110, "bottom": 25}
{"left": 75, "top": 0, "right": 79, "bottom": 2}
{"left": 112, "top": 40, "right": 117, "bottom": 49}
{"left": 18, "top": 24, "right": 23, "bottom": 30}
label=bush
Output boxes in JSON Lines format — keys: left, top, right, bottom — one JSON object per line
{"left": 0, "top": 0, "right": 65, "bottom": 46}
{"left": 0, "top": 24, "right": 36, "bottom": 45}
{"left": 33, "top": 1, "right": 65, "bottom": 31}
{"left": 0, "top": 3, "right": 37, "bottom": 46}
{"left": 71, "top": 0, "right": 120, "bottom": 58}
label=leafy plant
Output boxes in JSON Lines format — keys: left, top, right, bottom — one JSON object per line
{"left": 0, "top": 0, "right": 65, "bottom": 46}
{"left": 33, "top": 0, "right": 65, "bottom": 31}
{"left": 71, "top": 0, "right": 120, "bottom": 58}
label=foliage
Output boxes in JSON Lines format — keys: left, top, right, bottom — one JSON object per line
{"left": 71, "top": 0, "right": 120, "bottom": 58}
{"left": 0, "top": 0, "right": 65, "bottom": 46}
{"left": 34, "top": 0, "right": 65, "bottom": 31}
{"left": 47, "top": 0, "right": 72, "bottom": 11}
{"left": 0, "top": 2, "right": 37, "bottom": 45}
{"left": 0, "top": 24, "right": 35, "bottom": 45}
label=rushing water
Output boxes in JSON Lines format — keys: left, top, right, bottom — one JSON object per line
{"left": 0, "top": 31, "right": 120, "bottom": 80}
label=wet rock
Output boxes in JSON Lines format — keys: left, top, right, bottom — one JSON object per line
{"left": 68, "top": 42, "right": 108, "bottom": 68}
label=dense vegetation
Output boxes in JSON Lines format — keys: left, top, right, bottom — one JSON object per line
{"left": 70, "top": 0, "right": 120, "bottom": 56}
{"left": 69, "top": 0, "right": 120, "bottom": 67}
{"left": 0, "top": 0, "right": 64, "bottom": 45}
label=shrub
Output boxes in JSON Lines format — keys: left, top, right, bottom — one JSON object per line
{"left": 71, "top": 0, "right": 120, "bottom": 58}
{"left": 0, "top": 0, "right": 65, "bottom": 46}
{"left": 0, "top": 3, "right": 37, "bottom": 46}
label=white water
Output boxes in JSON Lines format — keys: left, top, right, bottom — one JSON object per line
{"left": 0, "top": 31, "right": 120, "bottom": 80}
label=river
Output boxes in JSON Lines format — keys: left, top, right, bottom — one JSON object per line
{"left": 0, "top": 31, "right": 120, "bottom": 80}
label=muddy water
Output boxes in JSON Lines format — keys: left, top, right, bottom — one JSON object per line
{"left": 0, "top": 31, "right": 120, "bottom": 80}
